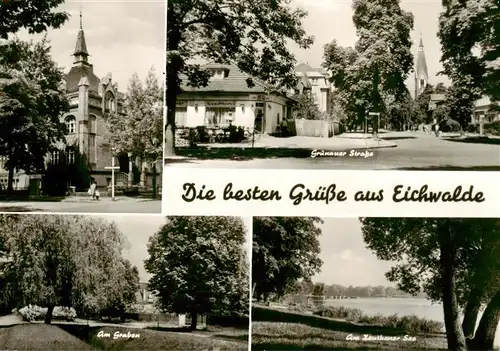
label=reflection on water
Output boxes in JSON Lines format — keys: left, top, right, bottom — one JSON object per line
{"left": 325, "top": 297, "right": 500, "bottom": 347}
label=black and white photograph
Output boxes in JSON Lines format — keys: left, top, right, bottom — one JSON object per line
{"left": 165, "top": 0, "right": 500, "bottom": 171}
{"left": 0, "top": 1, "right": 164, "bottom": 213}
{"left": 0, "top": 214, "right": 250, "bottom": 351}
{"left": 251, "top": 217, "right": 500, "bottom": 351}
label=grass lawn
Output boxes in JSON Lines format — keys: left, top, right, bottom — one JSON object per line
{"left": 0, "top": 324, "right": 247, "bottom": 350}
{"left": 251, "top": 306, "right": 448, "bottom": 350}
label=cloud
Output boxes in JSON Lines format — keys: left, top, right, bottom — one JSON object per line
{"left": 339, "top": 249, "right": 364, "bottom": 262}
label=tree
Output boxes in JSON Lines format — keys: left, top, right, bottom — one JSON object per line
{"left": 385, "top": 93, "right": 413, "bottom": 131}
{"left": 443, "top": 83, "right": 476, "bottom": 128}
{"left": 432, "top": 104, "right": 450, "bottom": 124}
{"left": 0, "top": 215, "right": 137, "bottom": 324}
{"left": 165, "top": 0, "right": 314, "bottom": 156}
{"left": 0, "top": 0, "right": 68, "bottom": 39}
{"left": 323, "top": 0, "right": 414, "bottom": 132}
{"left": 438, "top": 0, "right": 497, "bottom": 128}
{"left": 292, "top": 93, "right": 322, "bottom": 120}
{"left": 144, "top": 216, "right": 249, "bottom": 330}
{"left": 252, "top": 217, "right": 323, "bottom": 302}
{"left": 312, "top": 283, "right": 325, "bottom": 297}
{"left": 106, "top": 68, "right": 163, "bottom": 198}
{"left": 0, "top": 37, "right": 69, "bottom": 193}
{"left": 360, "top": 218, "right": 500, "bottom": 351}
{"left": 100, "top": 259, "right": 140, "bottom": 320}
{"left": 434, "top": 82, "right": 447, "bottom": 94}
{"left": 414, "top": 83, "right": 434, "bottom": 124}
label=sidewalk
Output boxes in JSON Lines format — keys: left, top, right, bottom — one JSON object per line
{"left": 0, "top": 196, "right": 160, "bottom": 213}
{"left": 198, "top": 134, "right": 397, "bottom": 151}
{"left": 60, "top": 195, "right": 148, "bottom": 204}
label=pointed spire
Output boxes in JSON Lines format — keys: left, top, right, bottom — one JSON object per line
{"left": 419, "top": 33, "right": 424, "bottom": 48}
{"left": 73, "top": 7, "right": 89, "bottom": 64}
{"left": 79, "top": 7, "right": 83, "bottom": 29}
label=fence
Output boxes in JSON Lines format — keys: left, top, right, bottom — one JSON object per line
{"left": 294, "top": 119, "right": 341, "bottom": 138}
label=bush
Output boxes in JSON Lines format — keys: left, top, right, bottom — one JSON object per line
{"left": 466, "top": 120, "right": 500, "bottom": 136}
{"left": 438, "top": 118, "right": 461, "bottom": 132}
{"left": 313, "top": 306, "right": 443, "bottom": 333}
{"left": 122, "top": 186, "right": 140, "bottom": 196}
{"left": 314, "top": 306, "right": 363, "bottom": 321}
{"left": 17, "top": 305, "right": 77, "bottom": 322}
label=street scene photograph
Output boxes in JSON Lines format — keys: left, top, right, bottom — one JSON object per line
{"left": 165, "top": 0, "right": 499, "bottom": 171}
{"left": 251, "top": 217, "right": 500, "bottom": 350}
{"left": 0, "top": 214, "right": 250, "bottom": 351}
{"left": 0, "top": 0, "right": 164, "bottom": 213}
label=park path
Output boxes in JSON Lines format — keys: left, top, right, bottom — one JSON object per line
{"left": 0, "top": 314, "right": 214, "bottom": 339}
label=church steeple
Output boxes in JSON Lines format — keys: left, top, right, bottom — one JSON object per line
{"left": 414, "top": 33, "right": 429, "bottom": 98}
{"left": 73, "top": 9, "right": 89, "bottom": 65}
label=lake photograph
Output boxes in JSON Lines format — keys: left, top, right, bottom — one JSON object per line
{"left": 251, "top": 217, "right": 500, "bottom": 350}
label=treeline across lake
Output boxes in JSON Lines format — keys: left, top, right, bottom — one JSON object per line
{"left": 296, "top": 280, "right": 427, "bottom": 299}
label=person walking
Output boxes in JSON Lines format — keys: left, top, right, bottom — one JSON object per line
{"left": 88, "top": 180, "right": 97, "bottom": 200}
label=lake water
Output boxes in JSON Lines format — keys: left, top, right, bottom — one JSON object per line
{"left": 325, "top": 297, "right": 500, "bottom": 347}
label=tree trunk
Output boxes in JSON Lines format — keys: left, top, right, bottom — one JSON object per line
{"left": 470, "top": 290, "right": 500, "bottom": 350}
{"left": 462, "top": 284, "right": 484, "bottom": 339}
{"left": 140, "top": 161, "right": 146, "bottom": 187}
{"left": 7, "top": 166, "right": 14, "bottom": 194}
{"left": 45, "top": 305, "right": 55, "bottom": 324}
{"left": 438, "top": 224, "right": 467, "bottom": 351}
{"left": 190, "top": 310, "right": 197, "bottom": 330}
{"left": 151, "top": 162, "right": 157, "bottom": 199}
{"left": 165, "top": 35, "right": 183, "bottom": 159}
{"left": 252, "top": 282, "right": 257, "bottom": 299}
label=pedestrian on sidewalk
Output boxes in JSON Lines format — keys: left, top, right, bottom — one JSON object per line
{"left": 88, "top": 181, "right": 97, "bottom": 200}
{"left": 95, "top": 189, "right": 100, "bottom": 201}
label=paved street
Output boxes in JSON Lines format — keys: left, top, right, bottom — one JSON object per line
{"left": 170, "top": 131, "right": 500, "bottom": 170}
{"left": 0, "top": 197, "right": 161, "bottom": 213}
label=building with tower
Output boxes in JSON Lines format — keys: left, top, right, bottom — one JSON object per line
{"left": 0, "top": 12, "right": 161, "bottom": 194}
{"left": 414, "top": 37, "right": 429, "bottom": 99}
{"left": 54, "top": 11, "right": 129, "bottom": 188}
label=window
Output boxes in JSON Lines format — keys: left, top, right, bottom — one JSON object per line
{"left": 175, "top": 107, "right": 188, "bottom": 127}
{"left": 65, "top": 116, "right": 76, "bottom": 134}
{"left": 311, "top": 78, "right": 318, "bottom": 85}
{"left": 89, "top": 115, "right": 97, "bottom": 134}
{"left": 105, "top": 92, "right": 115, "bottom": 112}
{"left": 89, "top": 135, "right": 96, "bottom": 146}
{"left": 204, "top": 108, "right": 233, "bottom": 128}
{"left": 67, "top": 149, "right": 75, "bottom": 164}
{"left": 50, "top": 151, "right": 60, "bottom": 164}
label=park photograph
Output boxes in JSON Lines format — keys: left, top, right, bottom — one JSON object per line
{"left": 0, "top": 214, "right": 250, "bottom": 350}
{"left": 251, "top": 217, "right": 500, "bottom": 351}
{"left": 165, "top": 0, "right": 500, "bottom": 171}
{"left": 0, "top": 0, "right": 164, "bottom": 213}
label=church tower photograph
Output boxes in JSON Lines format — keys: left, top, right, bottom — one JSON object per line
{"left": 0, "top": 1, "right": 164, "bottom": 213}
{"left": 414, "top": 36, "right": 429, "bottom": 99}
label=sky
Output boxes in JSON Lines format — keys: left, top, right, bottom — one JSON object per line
{"left": 290, "top": 0, "right": 450, "bottom": 94}
{"left": 312, "top": 218, "right": 396, "bottom": 287}
{"left": 14, "top": 0, "right": 165, "bottom": 94}
{"left": 105, "top": 215, "right": 251, "bottom": 283}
